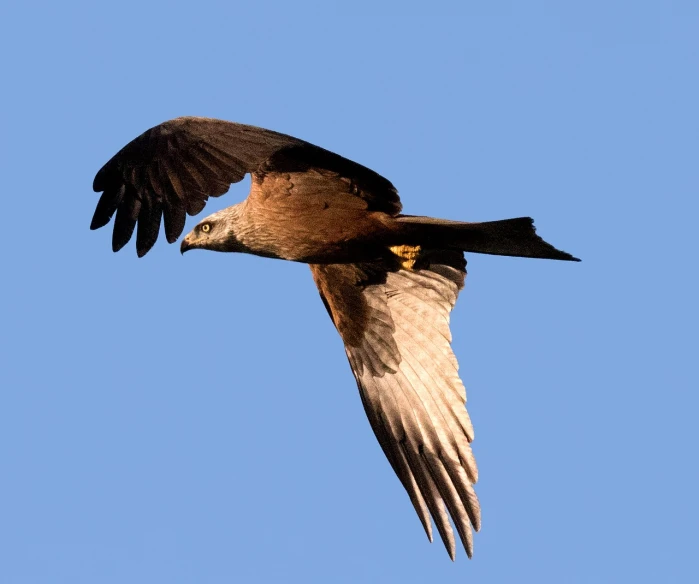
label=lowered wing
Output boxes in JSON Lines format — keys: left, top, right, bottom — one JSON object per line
{"left": 310, "top": 250, "right": 480, "bottom": 559}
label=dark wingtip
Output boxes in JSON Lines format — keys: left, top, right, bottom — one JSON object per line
{"left": 90, "top": 215, "right": 106, "bottom": 231}
{"left": 112, "top": 238, "right": 128, "bottom": 253}
{"left": 93, "top": 166, "right": 108, "bottom": 192}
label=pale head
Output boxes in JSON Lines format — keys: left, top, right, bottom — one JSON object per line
{"left": 180, "top": 205, "right": 244, "bottom": 254}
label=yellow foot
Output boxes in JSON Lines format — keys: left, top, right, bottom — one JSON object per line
{"left": 389, "top": 245, "right": 422, "bottom": 270}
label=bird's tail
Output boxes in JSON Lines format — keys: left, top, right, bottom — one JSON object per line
{"left": 392, "top": 215, "right": 580, "bottom": 261}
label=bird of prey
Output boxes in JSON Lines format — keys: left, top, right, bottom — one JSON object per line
{"left": 91, "top": 116, "right": 579, "bottom": 560}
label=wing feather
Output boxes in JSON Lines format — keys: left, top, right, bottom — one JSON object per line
{"left": 162, "top": 195, "right": 187, "bottom": 244}
{"left": 90, "top": 185, "right": 125, "bottom": 230}
{"left": 351, "top": 355, "right": 434, "bottom": 542}
{"left": 310, "top": 251, "right": 479, "bottom": 559}
{"left": 379, "top": 370, "right": 457, "bottom": 556}
{"left": 112, "top": 190, "right": 140, "bottom": 252}
{"left": 135, "top": 194, "right": 162, "bottom": 258}
{"left": 92, "top": 116, "right": 401, "bottom": 255}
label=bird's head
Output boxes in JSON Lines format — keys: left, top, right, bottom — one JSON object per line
{"left": 180, "top": 206, "right": 243, "bottom": 254}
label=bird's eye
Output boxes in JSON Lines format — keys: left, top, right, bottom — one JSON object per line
{"left": 201, "top": 223, "right": 211, "bottom": 233}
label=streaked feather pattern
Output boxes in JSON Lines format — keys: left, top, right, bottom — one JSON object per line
{"left": 311, "top": 250, "right": 480, "bottom": 560}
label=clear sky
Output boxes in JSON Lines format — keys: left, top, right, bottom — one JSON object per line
{"left": 2, "top": 1, "right": 697, "bottom": 582}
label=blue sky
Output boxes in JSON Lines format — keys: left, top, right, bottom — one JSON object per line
{"left": 2, "top": 1, "right": 697, "bottom": 582}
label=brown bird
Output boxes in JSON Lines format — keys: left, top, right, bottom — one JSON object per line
{"left": 91, "top": 116, "right": 579, "bottom": 560}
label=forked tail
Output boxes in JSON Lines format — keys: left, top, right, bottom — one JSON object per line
{"left": 394, "top": 215, "right": 580, "bottom": 261}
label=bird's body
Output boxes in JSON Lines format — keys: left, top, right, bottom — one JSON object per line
{"left": 90, "top": 116, "right": 578, "bottom": 560}
{"left": 209, "top": 195, "right": 395, "bottom": 263}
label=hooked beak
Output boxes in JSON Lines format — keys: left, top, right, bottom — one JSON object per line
{"left": 180, "top": 232, "right": 196, "bottom": 254}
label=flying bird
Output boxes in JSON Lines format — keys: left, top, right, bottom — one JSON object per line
{"left": 91, "top": 116, "right": 579, "bottom": 560}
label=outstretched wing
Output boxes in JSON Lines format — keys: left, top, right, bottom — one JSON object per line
{"left": 92, "top": 117, "right": 401, "bottom": 256}
{"left": 310, "top": 251, "right": 480, "bottom": 560}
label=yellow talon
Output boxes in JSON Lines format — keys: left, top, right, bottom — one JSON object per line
{"left": 389, "top": 245, "right": 421, "bottom": 270}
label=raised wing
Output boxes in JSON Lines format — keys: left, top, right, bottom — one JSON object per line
{"left": 310, "top": 250, "right": 480, "bottom": 560}
{"left": 92, "top": 117, "right": 401, "bottom": 256}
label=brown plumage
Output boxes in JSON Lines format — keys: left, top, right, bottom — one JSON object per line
{"left": 91, "top": 116, "right": 579, "bottom": 560}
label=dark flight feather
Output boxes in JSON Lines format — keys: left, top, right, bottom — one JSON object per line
{"left": 93, "top": 117, "right": 401, "bottom": 256}
{"left": 112, "top": 190, "right": 140, "bottom": 252}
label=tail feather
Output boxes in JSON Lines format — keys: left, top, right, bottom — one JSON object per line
{"left": 394, "top": 215, "right": 580, "bottom": 262}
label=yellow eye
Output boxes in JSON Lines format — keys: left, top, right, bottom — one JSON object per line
{"left": 201, "top": 223, "right": 211, "bottom": 233}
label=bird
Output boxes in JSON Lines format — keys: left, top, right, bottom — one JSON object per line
{"left": 90, "top": 116, "right": 579, "bottom": 560}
